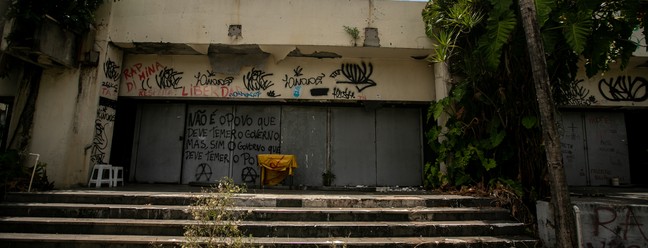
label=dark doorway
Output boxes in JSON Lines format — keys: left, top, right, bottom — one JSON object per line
{"left": 625, "top": 110, "right": 648, "bottom": 186}
{"left": 109, "top": 98, "right": 138, "bottom": 182}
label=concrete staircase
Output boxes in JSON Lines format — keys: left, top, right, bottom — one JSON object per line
{"left": 0, "top": 189, "right": 538, "bottom": 247}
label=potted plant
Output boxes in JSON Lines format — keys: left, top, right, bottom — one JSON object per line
{"left": 322, "top": 170, "right": 335, "bottom": 187}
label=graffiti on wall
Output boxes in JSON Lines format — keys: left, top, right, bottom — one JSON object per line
{"left": 122, "top": 60, "right": 379, "bottom": 100}
{"left": 183, "top": 106, "right": 281, "bottom": 183}
{"left": 90, "top": 97, "right": 117, "bottom": 164}
{"left": 331, "top": 62, "right": 377, "bottom": 92}
{"left": 585, "top": 206, "right": 648, "bottom": 248}
{"left": 598, "top": 75, "right": 648, "bottom": 102}
{"left": 101, "top": 58, "right": 121, "bottom": 97}
{"left": 92, "top": 56, "right": 121, "bottom": 164}
{"left": 243, "top": 67, "right": 274, "bottom": 91}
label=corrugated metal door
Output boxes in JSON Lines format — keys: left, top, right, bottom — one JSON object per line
{"left": 559, "top": 111, "right": 631, "bottom": 185}
{"left": 331, "top": 107, "right": 377, "bottom": 186}
{"left": 182, "top": 105, "right": 233, "bottom": 184}
{"left": 584, "top": 112, "right": 630, "bottom": 185}
{"left": 376, "top": 108, "right": 422, "bottom": 186}
{"left": 559, "top": 112, "right": 588, "bottom": 186}
{"left": 133, "top": 103, "right": 185, "bottom": 183}
{"left": 280, "top": 106, "right": 327, "bottom": 186}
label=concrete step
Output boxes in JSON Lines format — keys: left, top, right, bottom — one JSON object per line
{"left": 0, "top": 203, "right": 511, "bottom": 221}
{"left": 0, "top": 217, "right": 528, "bottom": 237}
{"left": 5, "top": 191, "right": 495, "bottom": 208}
{"left": 0, "top": 190, "right": 538, "bottom": 247}
{"left": 0, "top": 232, "right": 539, "bottom": 247}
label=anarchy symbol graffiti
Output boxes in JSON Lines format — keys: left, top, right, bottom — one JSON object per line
{"left": 241, "top": 167, "right": 259, "bottom": 183}
{"left": 195, "top": 163, "right": 212, "bottom": 182}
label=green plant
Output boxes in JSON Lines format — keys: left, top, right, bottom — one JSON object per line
{"left": 183, "top": 177, "right": 249, "bottom": 248}
{"left": 343, "top": 26, "right": 360, "bottom": 46}
{"left": 0, "top": 150, "right": 53, "bottom": 199}
{"left": 322, "top": 170, "right": 336, "bottom": 186}
{"left": 6, "top": 0, "right": 104, "bottom": 45}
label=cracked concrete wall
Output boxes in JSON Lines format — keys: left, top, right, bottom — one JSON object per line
{"left": 108, "top": 0, "right": 433, "bottom": 49}
{"left": 27, "top": 1, "right": 123, "bottom": 188}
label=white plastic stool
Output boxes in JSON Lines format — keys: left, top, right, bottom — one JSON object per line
{"left": 88, "top": 164, "right": 113, "bottom": 188}
{"left": 112, "top": 166, "right": 124, "bottom": 187}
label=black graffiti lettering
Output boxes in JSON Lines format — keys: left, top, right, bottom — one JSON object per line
{"left": 237, "top": 142, "right": 265, "bottom": 152}
{"left": 330, "top": 69, "right": 342, "bottom": 78}
{"left": 257, "top": 116, "right": 276, "bottom": 127}
{"left": 334, "top": 62, "right": 377, "bottom": 92}
{"left": 267, "top": 90, "right": 281, "bottom": 97}
{"left": 243, "top": 68, "right": 274, "bottom": 91}
{"left": 103, "top": 58, "right": 121, "bottom": 82}
{"left": 91, "top": 97, "right": 117, "bottom": 164}
{"left": 283, "top": 66, "right": 325, "bottom": 89}
{"left": 232, "top": 152, "right": 256, "bottom": 166}
{"left": 98, "top": 106, "right": 116, "bottom": 122}
{"left": 332, "top": 87, "right": 355, "bottom": 99}
{"left": 186, "top": 127, "right": 208, "bottom": 138}
{"left": 140, "top": 78, "right": 151, "bottom": 89}
{"left": 598, "top": 75, "right": 648, "bottom": 102}
{"left": 212, "top": 128, "right": 236, "bottom": 139}
{"left": 186, "top": 139, "right": 208, "bottom": 149}
{"left": 283, "top": 73, "right": 325, "bottom": 88}
{"left": 156, "top": 67, "right": 184, "bottom": 89}
{"left": 90, "top": 119, "right": 108, "bottom": 164}
{"left": 185, "top": 150, "right": 203, "bottom": 160}
{"left": 293, "top": 66, "right": 304, "bottom": 76}
{"left": 209, "top": 139, "right": 226, "bottom": 150}
{"left": 187, "top": 109, "right": 207, "bottom": 127}
{"left": 268, "top": 145, "right": 281, "bottom": 154}
{"left": 194, "top": 70, "right": 233, "bottom": 87}
{"left": 219, "top": 113, "right": 254, "bottom": 127}
{"left": 244, "top": 129, "right": 280, "bottom": 141}
{"left": 209, "top": 110, "right": 219, "bottom": 125}
{"left": 205, "top": 150, "right": 230, "bottom": 163}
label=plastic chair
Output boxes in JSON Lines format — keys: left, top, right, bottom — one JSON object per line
{"left": 112, "top": 166, "right": 124, "bottom": 187}
{"left": 88, "top": 164, "right": 113, "bottom": 188}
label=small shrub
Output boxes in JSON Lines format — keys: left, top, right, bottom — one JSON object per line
{"left": 0, "top": 150, "right": 53, "bottom": 199}
{"left": 183, "top": 177, "right": 249, "bottom": 248}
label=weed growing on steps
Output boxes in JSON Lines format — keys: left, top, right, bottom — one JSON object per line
{"left": 183, "top": 177, "right": 249, "bottom": 248}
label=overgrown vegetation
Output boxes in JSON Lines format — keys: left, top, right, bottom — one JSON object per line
{"left": 184, "top": 177, "right": 249, "bottom": 248}
{"left": 0, "top": 150, "right": 54, "bottom": 199}
{"left": 6, "top": 0, "right": 104, "bottom": 45}
{"left": 422, "top": 0, "right": 646, "bottom": 221}
{"left": 343, "top": 26, "right": 360, "bottom": 46}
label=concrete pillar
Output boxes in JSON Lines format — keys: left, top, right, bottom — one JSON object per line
{"left": 433, "top": 62, "right": 451, "bottom": 175}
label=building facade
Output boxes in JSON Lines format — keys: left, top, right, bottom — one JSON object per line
{"left": 0, "top": 0, "right": 437, "bottom": 188}
{"left": 0, "top": 0, "right": 645, "bottom": 189}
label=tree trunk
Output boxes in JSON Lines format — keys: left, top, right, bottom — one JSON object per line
{"left": 517, "top": 0, "right": 577, "bottom": 247}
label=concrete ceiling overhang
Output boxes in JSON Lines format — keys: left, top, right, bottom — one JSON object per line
{"left": 113, "top": 42, "right": 433, "bottom": 75}
{"left": 113, "top": 42, "right": 433, "bottom": 60}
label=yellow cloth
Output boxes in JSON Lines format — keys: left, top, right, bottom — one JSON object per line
{"left": 257, "top": 154, "right": 298, "bottom": 186}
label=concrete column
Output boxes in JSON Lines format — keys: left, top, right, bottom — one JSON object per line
{"left": 433, "top": 62, "right": 451, "bottom": 175}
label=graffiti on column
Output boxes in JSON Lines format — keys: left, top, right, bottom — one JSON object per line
{"left": 101, "top": 58, "right": 121, "bottom": 97}
{"left": 91, "top": 97, "right": 117, "bottom": 164}
{"left": 598, "top": 75, "right": 648, "bottom": 102}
